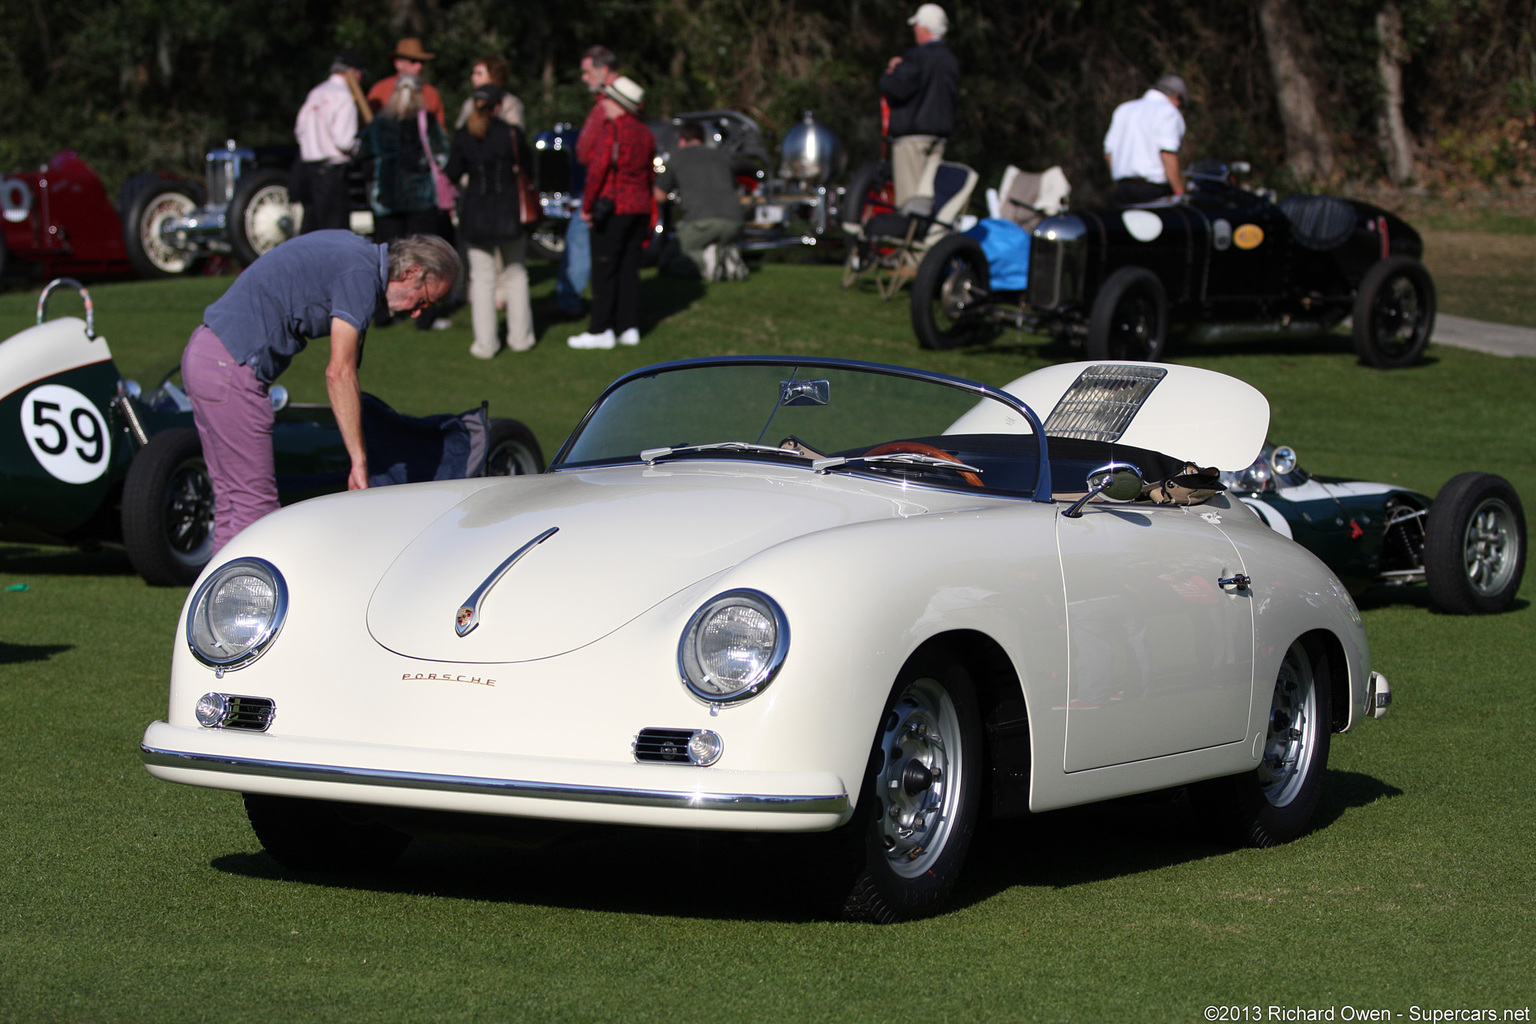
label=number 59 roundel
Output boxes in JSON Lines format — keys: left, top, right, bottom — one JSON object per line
{"left": 20, "top": 383, "right": 112, "bottom": 484}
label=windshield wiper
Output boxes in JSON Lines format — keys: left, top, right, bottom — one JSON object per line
{"left": 812, "top": 453, "right": 985, "bottom": 477}
{"left": 639, "top": 441, "right": 813, "bottom": 464}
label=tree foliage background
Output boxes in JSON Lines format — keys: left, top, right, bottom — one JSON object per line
{"left": 1, "top": 0, "right": 1531, "bottom": 203}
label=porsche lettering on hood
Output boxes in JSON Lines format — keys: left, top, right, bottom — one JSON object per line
{"left": 366, "top": 468, "right": 930, "bottom": 663}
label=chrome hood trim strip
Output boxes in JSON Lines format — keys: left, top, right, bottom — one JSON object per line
{"left": 140, "top": 744, "right": 849, "bottom": 815}
{"left": 456, "top": 526, "right": 559, "bottom": 637}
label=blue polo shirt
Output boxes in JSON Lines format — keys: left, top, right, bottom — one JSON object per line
{"left": 204, "top": 230, "right": 389, "bottom": 383}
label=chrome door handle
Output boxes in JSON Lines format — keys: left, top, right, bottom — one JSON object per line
{"left": 1218, "top": 574, "right": 1251, "bottom": 591}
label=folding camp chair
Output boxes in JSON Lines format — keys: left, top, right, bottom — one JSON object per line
{"left": 985, "top": 164, "right": 1070, "bottom": 230}
{"left": 841, "top": 161, "right": 979, "bottom": 300}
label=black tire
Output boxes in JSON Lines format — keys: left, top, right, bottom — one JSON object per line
{"left": 1424, "top": 472, "right": 1526, "bottom": 614}
{"left": 1086, "top": 266, "right": 1168, "bottom": 361}
{"left": 839, "top": 159, "right": 893, "bottom": 233}
{"left": 122, "top": 180, "right": 201, "bottom": 278}
{"left": 243, "top": 793, "right": 411, "bottom": 872}
{"left": 1352, "top": 255, "right": 1435, "bottom": 368}
{"left": 911, "top": 233, "right": 992, "bottom": 350}
{"left": 229, "top": 169, "right": 299, "bottom": 266}
{"left": 486, "top": 417, "right": 545, "bottom": 476}
{"left": 838, "top": 650, "right": 983, "bottom": 923}
{"left": 121, "top": 427, "right": 214, "bottom": 587}
{"left": 528, "top": 219, "right": 566, "bottom": 262}
{"left": 1190, "top": 636, "right": 1332, "bottom": 847}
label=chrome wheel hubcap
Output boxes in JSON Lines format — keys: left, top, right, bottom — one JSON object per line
{"left": 1259, "top": 641, "right": 1317, "bottom": 808}
{"left": 1463, "top": 497, "right": 1518, "bottom": 596}
{"left": 875, "top": 677, "right": 963, "bottom": 877}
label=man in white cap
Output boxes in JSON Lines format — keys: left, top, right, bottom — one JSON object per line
{"left": 1103, "top": 75, "right": 1188, "bottom": 205}
{"left": 879, "top": 3, "right": 960, "bottom": 208}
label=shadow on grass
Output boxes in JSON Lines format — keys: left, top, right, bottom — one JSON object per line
{"left": 1353, "top": 585, "right": 1529, "bottom": 617}
{"left": 207, "top": 769, "right": 1400, "bottom": 923}
{"left": 0, "top": 640, "right": 74, "bottom": 664}
{"left": 0, "top": 543, "right": 136, "bottom": 578}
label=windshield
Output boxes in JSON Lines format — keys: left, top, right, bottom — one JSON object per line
{"left": 553, "top": 359, "right": 1057, "bottom": 497}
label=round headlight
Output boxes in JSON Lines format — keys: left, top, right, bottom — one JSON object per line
{"left": 186, "top": 557, "right": 288, "bottom": 671}
{"left": 678, "top": 590, "right": 789, "bottom": 703}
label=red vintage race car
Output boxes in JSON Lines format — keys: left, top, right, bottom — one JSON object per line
{"left": 1, "top": 151, "right": 202, "bottom": 282}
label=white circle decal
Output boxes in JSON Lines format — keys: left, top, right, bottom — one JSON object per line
{"left": 1, "top": 178, "right": 32, "bottom": 223}
{"left": 21, "top": 384, "right": 112, "bottom": 484}
{"left": 1121, "top": 209, "right": 1164, "bottom": 243}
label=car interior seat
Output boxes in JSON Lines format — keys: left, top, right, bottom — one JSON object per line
{"left": 842, "top": 161, "right": 979, "bottom": 300}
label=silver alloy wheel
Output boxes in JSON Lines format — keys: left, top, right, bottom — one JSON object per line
{"left": 1259, "top": 640, "right": 1319, "bottom": 808}
{"left": 1462, "top": 497, "right": 1519, "bottom": 596}
{"left": 139, "top": 192, "right": 197, "bottom": 273}
{"left": 874, "top": 675, "right": 965, "bottom": 878}
{"left": 244, "top": 186, "right": 297, "bottom": 255}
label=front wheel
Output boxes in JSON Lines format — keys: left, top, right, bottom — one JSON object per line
{"left": 244, "top": 793, "right": 411, "bottom": 872}
{"left": 527, "top": 219, "right": 566, "bottom": 262}
{"left": 229, "top": 169, "right": 299, "bottom": 266}
{"left": 121, "top": 427, "right": 214, "bottom": 586}
{"left": 839, "top": 651, "right": 983, "bottom": 923}
{"left": 1352, "top": 255, "right": 1435, "bottom": 368}
{"left": 122, "top": 181, "right": 200, "bottom": 278}
{"left": 911, "top": 233, "right": 992, "bottom": 350}
{"left": 485, "top": 417, "right": 545, "bottom": 476}
{"left": 1086, "top": 266, "right": 1168, "bottom": 361}
{"left": 1190, "top": 636, "right": 1331, "bottom": 847}
{"left": 1424, "top": 472, "right": 1526, "bottom": 614}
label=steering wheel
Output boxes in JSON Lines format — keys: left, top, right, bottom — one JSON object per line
{"left": 864, "top": 442, "right": 984, "bottom": 488}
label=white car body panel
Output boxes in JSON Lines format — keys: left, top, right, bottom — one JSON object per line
{"left": 0, "top": 317, "right": 107, "bottom": 402}
{"left": 143, "top": 359, "right": 1372, "bottom": 833}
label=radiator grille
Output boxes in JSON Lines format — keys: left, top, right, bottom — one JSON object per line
{"left": 633, "top": 728, "right": 698, "bottom": 764}
{"left": 1043, "top": 364, "right": 1167, "bottom": 442}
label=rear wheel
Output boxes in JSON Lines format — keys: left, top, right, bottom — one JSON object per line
{"left": 1352, "top": 255, "right": 1435, "bottom": 368}
{"left": 229, "top": 169, "right": 298, "bottom": 266}
{"left": 123, "top": 181, "right": 200, "bottom": 278}
{"left": 244, "top": 793, "right": 411, "bottom": 872}
{"left": 528, "top": 220, "right": 566, "bottom": 262}
{"left": 911, "top": 233, "right": 992, "bottom": 350}
{"left": 839, "top": 651, "right": 982, "bottom": 923}
{"left": 1191, "top": 636, "right": 1331, "bottom": 847}
{"left": 486, "top": 417, "right": 545, "bottom": 476}
{"left": 1424, "top": 472, "right": 1526, "bottom": 614}
{"left": 121, "top": 427, "right": 214, "bottom": 586}
{"left": 1086, "top": 266, "right": 1168, "bottom": 361}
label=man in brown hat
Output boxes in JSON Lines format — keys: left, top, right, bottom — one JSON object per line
{"left": 367, "top": 38, "right": 446, "bottom": 126}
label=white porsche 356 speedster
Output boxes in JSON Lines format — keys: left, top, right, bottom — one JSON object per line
{"left": 141, "top": 357, "right": 1390, "bottom": 922}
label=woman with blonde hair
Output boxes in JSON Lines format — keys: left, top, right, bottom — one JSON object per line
{"left": 445, "top": 83, "right": 536, "bottom": 357}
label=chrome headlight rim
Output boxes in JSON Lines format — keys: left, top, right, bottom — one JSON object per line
{"left": 677, "top": 589, "right": 789, "bottom": 705}
{"left": 185, "top": 556, "right": 288, "bottom": 671}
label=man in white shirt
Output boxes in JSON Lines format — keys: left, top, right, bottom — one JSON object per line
{"left": 295, "top": 50, "right": 369, "bottom": 233}
{"left": 1103, "top": 75, "right": 1187, "bottom": 206}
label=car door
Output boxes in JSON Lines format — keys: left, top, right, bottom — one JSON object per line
{"left": 1056, "top": 501, "right": 1255, "bottom": 772}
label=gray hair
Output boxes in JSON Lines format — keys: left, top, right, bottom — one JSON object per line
{"left": 583, "top": 45, "right": 618, "bottom": 71}
{"left": 384, "top": 73, "right": 425, "bottom": 119}
{"left": 388, "top": 234, "right": 461, "bottom": 286}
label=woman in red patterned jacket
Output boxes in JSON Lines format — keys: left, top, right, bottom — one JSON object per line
{"left": 568, "top": 76, "right": 656, "bottom": 350}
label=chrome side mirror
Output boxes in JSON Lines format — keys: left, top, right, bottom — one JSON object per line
{"left": 269, "top": 384, "right": 289, "bottom": 413}
{"left": 1063, "top": 462, "right": 1144, "bottom": 519}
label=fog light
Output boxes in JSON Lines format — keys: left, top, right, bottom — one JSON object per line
{"left": 195, "top": 692, "right": 230, "bottom": 728}
{"left": 687, "top": 730, "right": 724, "bottom": 766}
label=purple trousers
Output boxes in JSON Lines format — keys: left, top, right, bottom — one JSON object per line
{"left": 181, "top": 325, "right": 278, "bottom": 555}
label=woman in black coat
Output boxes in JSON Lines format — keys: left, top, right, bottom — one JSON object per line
{"left": 445, "top": 84, "right": 535, "bottom": 357}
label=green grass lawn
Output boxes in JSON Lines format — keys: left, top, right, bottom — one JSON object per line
{"left": 2, "top": 255, "right": 1534, "bottom": 1022}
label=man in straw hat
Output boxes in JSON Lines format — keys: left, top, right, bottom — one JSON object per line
{"left": 367, "top": 38, "right": 447, "bottom": 126}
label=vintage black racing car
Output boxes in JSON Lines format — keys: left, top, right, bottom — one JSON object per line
{"left": 911, "top": 161, "right": 1436, "bottom": 369}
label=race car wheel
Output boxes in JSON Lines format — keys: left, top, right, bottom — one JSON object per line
{"left": 840, "top": 651, "right": 982, "bottom": 923}
{"left": 1086, "top": 266, "right": 1168, "bottom": 361}
{"left": 528, "top": 220, "right": 566, "bottom": 262}
{"left": 1191, "top": 635, "right": 1331, "bottom": 847}
{"left": 1351, "top": 255, "right": 1435, "bottom": 369}
{"left": 839, "top": 159, "right": 894, "bottom": 235}
{"left": 911, "top": 233, "right": 991, "bottom": 350}
{"left": 1424, "top": 472, "right": 1526, "bottom": 614}
{"left": 121, "top": 427, "right": 215, "bottom": 587}
{"left": 229, "top": 169, "right": 299, "bottom": 266}
{"left": 243, "top": 794, "right": 411, "bottom": 872}
{"left": 485, "top": 417, "right": 545, "bottom": 476}
{"left": 123, "top": 180, "right": 200, "bottom": 278}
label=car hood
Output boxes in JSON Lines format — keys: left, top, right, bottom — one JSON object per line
{"left": 366, "top": 464, "right": 953, "bottom": 663}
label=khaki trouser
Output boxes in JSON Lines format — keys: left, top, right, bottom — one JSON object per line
{"left": 891, "top": 135, "right": 945, "bottom": 209}
{"left": 468, "top": 239, "right": 534, "bottom": 355}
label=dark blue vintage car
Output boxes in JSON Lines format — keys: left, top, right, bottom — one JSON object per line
{"left": 911, "top": 161, "right": 1435, "bottom": 369}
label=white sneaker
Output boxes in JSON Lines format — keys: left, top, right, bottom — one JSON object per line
{"left": 567, "top": 329, "right": 615, "bottom": 350}
{"left": 618, "top": 328, "right": 640, "bottom": 346}
{"left": 701, "top": 244, "right": 718, "bottom": 281}
{"left": 469, "top": 342, "right": 499, "bottom": 359}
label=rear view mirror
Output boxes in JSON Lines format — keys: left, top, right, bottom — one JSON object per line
{"left": 1063, "top": 462, "right": 1145, "bottom": 518}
